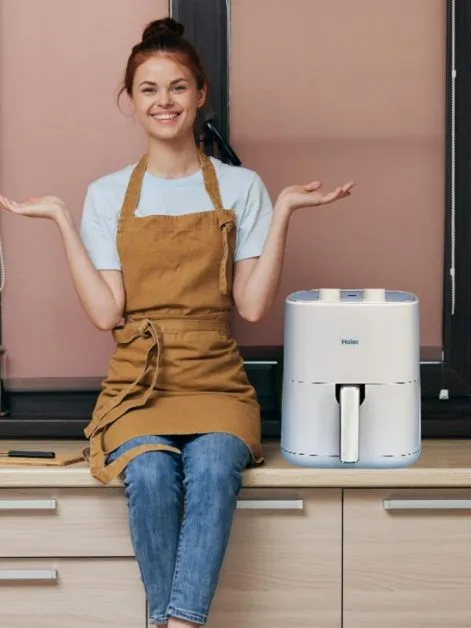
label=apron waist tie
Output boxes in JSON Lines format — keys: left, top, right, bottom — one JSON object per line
{"left": 82, "top": 438, "right": 180, "bottom": 485}
{"left": 83, "top": 318, "right": 182, "bottom": 484}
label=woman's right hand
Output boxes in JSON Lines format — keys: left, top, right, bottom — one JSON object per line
{"left": 0, "top": 194, "right": 68, "bottom": 221}
{"left": 1, "top": 192, "right": 124, "bottom": 330}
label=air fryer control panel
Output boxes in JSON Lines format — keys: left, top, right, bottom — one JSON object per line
{"left": 288, "top": 289, "right": 417, "bottom": 304}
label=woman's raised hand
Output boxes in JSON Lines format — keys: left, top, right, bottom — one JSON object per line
{"left": 0, "top": 194, "right": 67, "bottom": 220}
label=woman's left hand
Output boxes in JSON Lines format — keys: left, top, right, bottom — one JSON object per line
{"left": 276, "top": 180, "right": 354, "bottom": 215}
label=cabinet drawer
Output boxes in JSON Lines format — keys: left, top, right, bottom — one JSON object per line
{"left": 208, "top": 488, "right": 342, "bottom": 628}
{"left": 344, "top": 489, "right": 471, "bottom": 628}
{"left": 0, "top": 489, "right": 133, "bottom": 557}
{"left": 0, "top": 558, "right": 145, "bottom": 627}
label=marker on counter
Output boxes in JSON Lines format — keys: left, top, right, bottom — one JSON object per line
{"left": 0, "top": 450, "right": 56, "bottom": 459}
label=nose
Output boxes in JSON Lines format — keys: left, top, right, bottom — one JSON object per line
{"left": 157, "top": 89, "right": 173, "bottom": 107}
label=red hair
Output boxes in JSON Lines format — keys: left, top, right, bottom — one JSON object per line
{"left": 119, "top": 17, "right": 208, "bottom": 101}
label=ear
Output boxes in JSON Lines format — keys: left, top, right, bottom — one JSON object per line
{"left": 197, "top": 85, "right": 207, "bottom": 109}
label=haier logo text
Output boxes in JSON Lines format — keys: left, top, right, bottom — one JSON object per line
{"left": 341, "top": 338, "right": 359, "bottom": 345}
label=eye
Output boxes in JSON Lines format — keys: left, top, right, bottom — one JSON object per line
{"left": 142, "top": 88, "right": 156, "bottom": 94}
{"left": 172, "top": 84, "right": 186, "bottom": 92}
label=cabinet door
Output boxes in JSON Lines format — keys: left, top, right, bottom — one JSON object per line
{"left": 207, "top": 488, "right": 342, "bottom": 628}
{"left": 0, "top": 488, "right": 133, "bottom": 557}
{"left": 344, "top": 489, "right": 471, "bottom": 628}
{"left": 0, "top": 558, "right": 146, "bottom": 628}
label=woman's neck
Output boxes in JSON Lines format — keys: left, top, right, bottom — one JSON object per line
{"left": 146, "top": 135, "right": 201, "bottom": 179}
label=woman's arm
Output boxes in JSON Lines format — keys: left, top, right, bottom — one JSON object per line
{"left": 233, "top": 180, "right": 354, "bottom": 322}
{"left": 232, "top": 204, "right": 289, "bottom": 322}
{"left": 0, "top": 194, "right": 124, "bottom": 330}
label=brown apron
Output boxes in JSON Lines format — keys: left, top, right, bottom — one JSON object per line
{"left": 81, "top": 151, "right": 262, "bottom": 484}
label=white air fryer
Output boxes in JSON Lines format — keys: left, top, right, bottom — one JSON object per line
{"left": 280, "top": 289, "right": 421, "bottom": 468}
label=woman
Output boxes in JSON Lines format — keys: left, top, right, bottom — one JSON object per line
{"left": 0, "top": 18, "right": 353, "bottom": 627}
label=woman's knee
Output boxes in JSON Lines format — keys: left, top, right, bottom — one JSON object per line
{"left": 121, "top": 441, "right": 183, "bottom": 510}
{"left": 183, "top": 433, "right": 250, "bottom": 492}
{"left": 124, "top": 449, "right": 175, "bottom": 486}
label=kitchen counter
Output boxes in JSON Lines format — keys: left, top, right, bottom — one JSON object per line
{"left": 0, "top": 438, "right": 470, "bottom": 488}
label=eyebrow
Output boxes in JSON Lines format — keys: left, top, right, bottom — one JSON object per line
{"left": 139, "top": 78, "right": 188, "bottom": 87}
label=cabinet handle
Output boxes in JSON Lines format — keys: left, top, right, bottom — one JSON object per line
{"left": 384, "top": 499, "right": 471, "bottom": 510}
{"left": 0, "top": 569, "right": 58, "bottom": 582}
{"left": 237, "top": 499, "right": 304, "bottom": 510}
{"left": 0, "top": 499, "right": 57, "bottom": 511}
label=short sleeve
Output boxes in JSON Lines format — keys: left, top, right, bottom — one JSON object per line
{"left": 80, "top": 183, "right": 121, "bottom": 271}
{"left": 235, "top": 174, "right": 273, "bottom": 262}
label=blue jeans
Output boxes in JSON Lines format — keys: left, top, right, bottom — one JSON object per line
{"left": 107, "top": 433, "right": 251, "bottom": 625}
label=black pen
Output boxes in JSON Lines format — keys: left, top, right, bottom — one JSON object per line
{"left": 0, "top": 450, "right": 56, "bottom": 459}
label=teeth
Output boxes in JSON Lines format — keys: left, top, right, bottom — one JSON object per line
{"left": 152, "top": 113, "right": 179, "bottom": 120}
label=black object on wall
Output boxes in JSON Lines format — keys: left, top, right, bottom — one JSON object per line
{"left": 418, "top": 0, "right": 471, "bottom": 425}
{"left": 442, "top": 0, "right": 471, "bottom": 391}
{"left": 171, "top": 0, "right": 230, "bottom": 160}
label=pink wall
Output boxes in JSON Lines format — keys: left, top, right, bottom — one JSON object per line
{"left": 230, "top": 0, "right": 446, "bottom": 348}
{"left": 0, "top": 0, "right": 168, "bottom": 379}
{"left": 1, "top": 0, "right": 445, "bottom": 380}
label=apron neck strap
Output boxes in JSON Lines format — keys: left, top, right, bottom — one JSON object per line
{"left": 120, "top": 155, "right": 147, "bottom": 219}
{"left": 119, "top": 149, "right": 224, "bottom": 219}
{"left": 199, "top": 150, "right": 224, "bottom": 210}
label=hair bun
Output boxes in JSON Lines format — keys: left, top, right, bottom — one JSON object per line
{"left": 142, "top": 18, "right": 185, "bottom": 41}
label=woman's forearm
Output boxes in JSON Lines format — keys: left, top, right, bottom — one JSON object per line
{"left": 237, "top": 174, "right": 354, "bottom": 322}
{"left": 239, "top": 203, "right": 291, "bottom": 322}
{"left": 55, "top": 209, "right": 124, "bottom": 330}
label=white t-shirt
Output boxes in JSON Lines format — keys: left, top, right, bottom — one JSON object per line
{"left": 80, "top": 157, "right": 273, "bottom": 271}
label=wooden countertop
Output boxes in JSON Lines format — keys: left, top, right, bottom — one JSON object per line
{"left": 0, "top": 439, "right": 470, "bottom": 488}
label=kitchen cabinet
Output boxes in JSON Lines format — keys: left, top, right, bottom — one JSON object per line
{"left": 343, "top": 489, "right": 471, "bottom": 628}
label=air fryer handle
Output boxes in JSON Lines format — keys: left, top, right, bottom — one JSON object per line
{"left": 339, "top": 385, "right": 360, "bottom": 463}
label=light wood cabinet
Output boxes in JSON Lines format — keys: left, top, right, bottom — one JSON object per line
{"left": 0, "top": 486, "right": 343, "bottom": 628}
{"left": 0, "top": 487, "right": 141, "bottom": 627}
{"left": 3, "top": 444, "right": 471, "bottom": 628}
{"left": 208, "top": 488, "right": 342, "bottom": 628}
{"left": 0, "top": 488, "right": 133, "bottom": 557}
{"left": 343, "top": 489, "right": 471, "bottom": 628}
{"left": 0, "top": 558, "right": 146, "bottom": 628}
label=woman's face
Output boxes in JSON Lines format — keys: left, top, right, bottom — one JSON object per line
{"left": 131, "top": 54, "right": 206, "bottom": 142}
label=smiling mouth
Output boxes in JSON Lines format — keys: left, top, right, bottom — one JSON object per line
{"left": 151, "top": 112, "right": 181, "bottom": 124}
